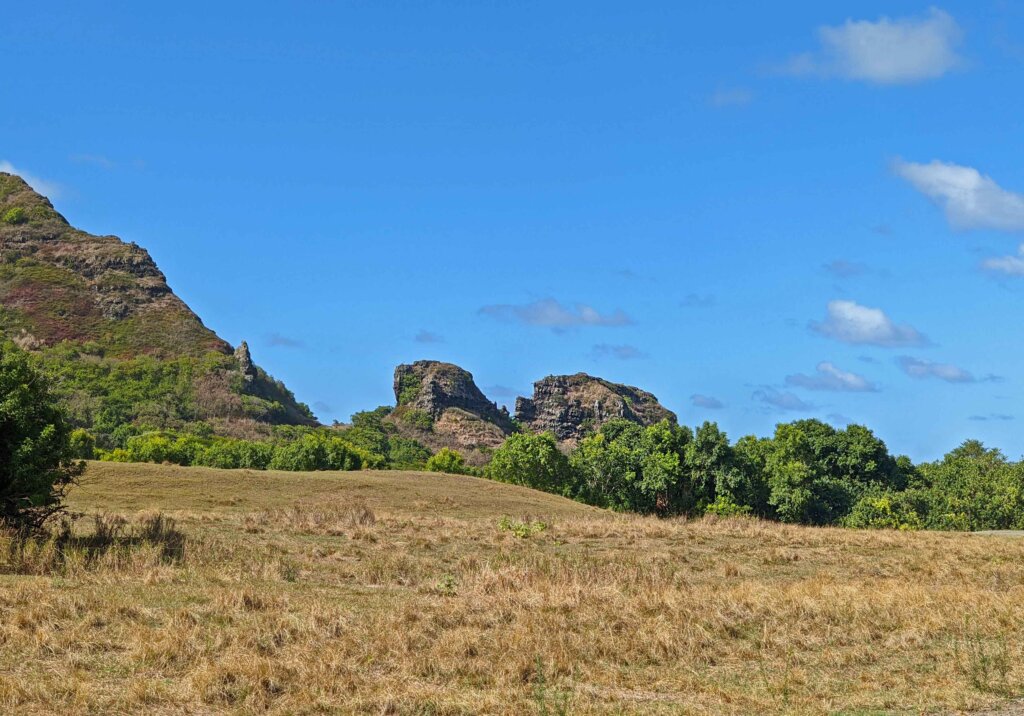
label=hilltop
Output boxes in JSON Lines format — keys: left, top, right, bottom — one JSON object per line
{"left": 0, "top": 172, "right": 315, "bottom": 440}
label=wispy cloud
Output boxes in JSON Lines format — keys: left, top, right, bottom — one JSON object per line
{"left": 753, "top": 388, "right": 816, "bottom": 412}
{"left": 691, "top": 394, "right": 724, "bottom": 410}
{"left": 780, "top": 8, "right": 963, "bottom": 84}
{"left": 708, "top": 87, "right": 754, "bottom": 108}
{"left": 70, "top": 153, "right": 116, "bottom": 170}
{"left": 480, "top": 298, "right": 633, "bottom": 330}
{"left": 893, "top": 159, "right": 1024, "bottom": 232}
{"left": 680, "top": 293, "right": 716, "bottom": 308}
{"left": 823, "top": 259, "right": 869, "bottom": 278}
{"left": 810, "top": 300, "right": 928, "bottom": 347}
{"left": 896, "top": 356, "right": 1001, "bottom": 384}
{"left": 591, "top": 343, "right": 648, "bottom": 360}
{"left": 414, "top": 330, "right": 444, "bottom": 344}
{"left": 981, "top": 244, "right": 1024, "bottom": 276}
{"left": 785, "top": 361, "right": 878, "bottom": 392}
{"left": 483, "top": 385, "right": 520, "bottom": 399}
{"left": 0, "top": 161, "right": 62, "bottom": 198}
{"left": 267, "top": 333, "right": 304, "bottom": 348}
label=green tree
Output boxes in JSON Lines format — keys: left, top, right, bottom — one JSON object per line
{"left": 426, "top": 447, "right": 467, "bottom": 474}
{"left": 0, "top": 343, "right": 85, "bottom": 529}
{"left": 488, "top": 432, "right": 570, "bottom": 492}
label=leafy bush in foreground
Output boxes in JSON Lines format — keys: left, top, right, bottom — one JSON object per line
{"left": 0, "top": 343, "right": 84, "bottom": 529}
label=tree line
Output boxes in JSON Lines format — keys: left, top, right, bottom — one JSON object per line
{"left": 3, "top": 339, "right": 1023, "bottom": 532}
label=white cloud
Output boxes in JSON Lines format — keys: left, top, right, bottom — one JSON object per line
{"left": 786, "top": 362, "right": 878, "bottom": 392}
{"left": 981, "top": 244, "right": 1024, "bottom": 276}
{"left": 0, "top": 161, "right": 62, "bottom": 199}
{"left": 810, "top": 300, "right": 928, "bottom": 347}
{"left": 894, "top": 159, "right": 1024, "bottom": 231}
{"left": 480, "top": 298, "right": 633, "bottom": 329}
{"left": 783, "top": 8, "right": 962, "bottom": 84}
{"left": 897, "top": 356, "right": 1002, "bottom": 384}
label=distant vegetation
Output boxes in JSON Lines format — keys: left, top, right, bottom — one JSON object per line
{"left": 486, "top": 417, "right": 1024, "bottom": 532}
{"left": 4, "top": 339, "right": 1022, "bottom": 533}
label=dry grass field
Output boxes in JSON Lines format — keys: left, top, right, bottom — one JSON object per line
{"left": 2, "top": 462, "right": 1024, "bottom": 714}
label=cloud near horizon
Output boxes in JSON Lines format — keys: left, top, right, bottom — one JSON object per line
{"left": 0, "top": 161, "right": 62, "bottom": 199}
{"left": 691, "top": 394, "right": 724, "bottom": 410}
{"left": 480, "top": 298, "right": 633, "bottom": 329}
{"left": 896, "top": 356, "right": 999, "bottom": 384}
{"left": 753, "top": 388, "right": 816, "bottom": 412}
{"left": 893, "top": 160, "right": 1024, "bottom": 232}
{"left": 267, "top": 332, "right": 304, "bottom": 348}
{"left": 785, "top": 361, "right": 878, "bottom": 392}
{"left": 810, "top": 300, "right": 928, "bottom": 347}
{"left": 781, "top": 8, "right": 962, "bottom": 85}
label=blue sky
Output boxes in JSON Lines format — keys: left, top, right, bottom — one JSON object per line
{"left": 5, "top": 2, "right": 1024, "bottom": 461}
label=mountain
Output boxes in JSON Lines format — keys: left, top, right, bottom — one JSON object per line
{"left": 385, "top": 360, "right": 514, "bottom": 464}
{"left": 0, "top": 172, "right": 315, "bottom": 441}
{"left": 516, "top": 373, "right": 676, "bottom": 443}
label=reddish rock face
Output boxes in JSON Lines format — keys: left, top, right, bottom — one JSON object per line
{"left": 515, "top": 373, "right": 676, "bottom": 444}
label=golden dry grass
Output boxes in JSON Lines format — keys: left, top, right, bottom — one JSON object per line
{"left": 1, "top": 461, "right": 1023, "bottom": 714}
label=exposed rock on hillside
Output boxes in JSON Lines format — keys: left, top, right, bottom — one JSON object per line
{"left": 516, "top": 373, "right": 676, "bottom": 443}
{"left": 0, "top": 172, "right": 315, "bottom": 437}
{"left": 387, "top": 361, "right": 513, "bottom": 464}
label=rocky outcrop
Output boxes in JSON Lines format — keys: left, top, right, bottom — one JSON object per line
{"left": 393, "top": 360, "right": 513, "bottom": 430}
{"left": 387, "top": 361, "right": 514, "bottom": 465}
{"left": 0, "top": 172, "right": 316, "bottom": 435}
{"left": 516, "top": 373, "right": 676, "bottom": 443}
{"left": 0, "top": 172, "right": 229, "bottom": 356}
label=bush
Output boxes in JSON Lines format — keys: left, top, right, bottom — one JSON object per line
{"left": 488, "top": 432, "right": 570, "bottom": 492}
{"left": 844, "top": 489, "right": 926, "bottom": 530}
{"left": 704, "top": 496, "right": 752, "bottom": 517}
{"left": 68, "top": 428, "right": 97, "bottom": 460}
{"left": 426, "top": 447, "right": 467, "bottom": 474}
{"left": 2, "top": 207, "right": 26, "bottom": 225}
{"left": 0, "top": 343, "right": 85, "bottom": 529}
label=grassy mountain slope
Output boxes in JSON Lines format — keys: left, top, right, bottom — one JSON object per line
{"left": 0, "top": 461, "right": 1021, "bottom": 713}
{"left": 0, "top": 172, "right": 315, "bottom": 440}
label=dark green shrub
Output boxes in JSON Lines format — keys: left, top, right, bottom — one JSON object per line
{"left": 488, "top": 432, "right": 570, "bottom": 492}
{"left": 0, "top": 343, "right": 85, "bottom": 529}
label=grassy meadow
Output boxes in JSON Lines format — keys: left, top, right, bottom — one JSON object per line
{"left": 1, "top": 462, "right": 1024, "bottom": 714}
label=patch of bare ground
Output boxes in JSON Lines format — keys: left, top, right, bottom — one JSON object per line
{"left": 0, "top": 461, "right": 1022, "bottom": 714}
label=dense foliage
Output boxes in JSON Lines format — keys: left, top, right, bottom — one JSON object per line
{"left": 485, "top": 417, "right": 1024, "bottom": 531}
{"left": 0, "top": 343, "right": 84, "bottom": 528}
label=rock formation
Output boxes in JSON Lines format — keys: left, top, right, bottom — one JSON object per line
{"left": 0, "top": 172, "right": 316, "bottom": 435}
{"left": 516, "top": 373, "right": 676, "bottom": 443}
{"left": 387, "top": 361, "right": 513, "bottom": 464}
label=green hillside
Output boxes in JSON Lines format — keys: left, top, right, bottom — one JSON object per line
{"left": 0, "top": 172, "right": 316, "bottom": 445}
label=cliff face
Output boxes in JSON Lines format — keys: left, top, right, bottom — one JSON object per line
{"left": 0, "top": 172, "right": 315, "bottom": 436}
{"left": 515, "top": 373, "right": 676, "bottom": 443}
{"left": 387, "top": 361, "right": 513, "bottom": 464}
{"left": 0, "top": 172, "right": 228, "bottom": 357}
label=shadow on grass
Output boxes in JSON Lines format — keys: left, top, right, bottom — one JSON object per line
{"left": 1, "top": 510, "right": 187, "bottom": 574}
